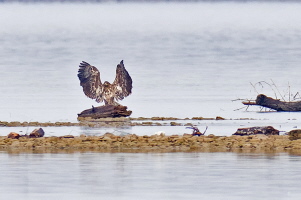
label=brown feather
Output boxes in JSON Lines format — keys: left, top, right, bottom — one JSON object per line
{"left": 112, "top": 60, "right": 133, "bottom": 101}
{"left": 77, "top": 60, "right": 132, "bottom": 105}
{"left": 78, "top": 61, "right": 103, "bottom": 103}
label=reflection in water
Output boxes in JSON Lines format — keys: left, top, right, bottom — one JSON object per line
{"left": 0, "top": 152, "right": 301, "bottom": 199}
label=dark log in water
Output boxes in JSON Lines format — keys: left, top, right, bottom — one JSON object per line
{"left": 77, "top": 105, "right": 132, "bottom": 119}
{"left": 243, "top": 94, "right": 301, "bottom": 112}
{"left": 233, "top": 126, "right": 279, "bottom": 136}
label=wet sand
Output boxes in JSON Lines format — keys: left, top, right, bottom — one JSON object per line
{"left": 1, "top": 117, "right": 301, "bottom": 154}
{"left": 1, "top": 133, "right": 301, "bottom": 154}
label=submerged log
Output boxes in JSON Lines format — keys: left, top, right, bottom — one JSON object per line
{"left": 77, "top": 105, "right": 132, "bottom": 119}
{"left": 243, "top": 94, "right": 301, "bottom": 111}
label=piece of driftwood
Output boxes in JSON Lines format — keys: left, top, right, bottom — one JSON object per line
{"left": 29, "top": 128, "right": 45, "bottom": 138}
{"left": 7, "top": 128, "right": 45, "bottom": 139}
{"left": 233, "top": 126, "right": 279, "bottom": 136}
{"left": 78, "top": 105, "right": 132, "bottom": 119}
{"left": 7, "top": 132, "right": 20, "bottom": 139}
{"left": 186, "top": 125, "right": 208, "bottom": 136}
{"left": 243, "top": 94, "right": 301, "bottom": 111}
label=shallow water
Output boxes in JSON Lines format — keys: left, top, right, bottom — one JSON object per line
{"left": 0, "top": 117, "right": 297, "bottom": 137}
{"left": 0, "top": 151, "right": 301, "bottom": 200}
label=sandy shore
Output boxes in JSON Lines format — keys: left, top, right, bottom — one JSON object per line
{"left": 1, "top": 117, "right": 301, "bottom": 154}
{"left": 1, "top": 133, "right": 301, "bottom": 154}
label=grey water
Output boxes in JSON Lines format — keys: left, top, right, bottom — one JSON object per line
{"left": 1, "top": 151, "right": 301, "bottom": 200}
{"left": 1, "top": 2, "right": 301, "bottom": 121}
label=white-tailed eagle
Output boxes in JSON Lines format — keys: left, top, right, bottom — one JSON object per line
{"left": 78, "top": 60, "right": 132, "bottom": 106}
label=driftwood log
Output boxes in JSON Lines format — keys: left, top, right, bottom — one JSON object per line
{"left": 243, "top": 94, "right": 301, "bottom": 111}
{"left": 29, "top": 128, "right": 45, "bottom": 138}
{"left": 77, "top": 105, "right": 132, "bottom": 119}
{"left": 233, "top": 126, "right": 279, "bottom": 136}
{"left": 7, "top": 128, "right": 45, "bottom": 139}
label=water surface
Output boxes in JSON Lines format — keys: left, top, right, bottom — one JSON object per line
{"left": 0, "top": 151, "right": 301, "bottom": 200}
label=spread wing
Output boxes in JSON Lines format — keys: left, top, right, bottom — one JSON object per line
{"left": 112, "top": 60, "right": 133, "bottom": 101}
{"left": 78, "top": 61, "right": 104, "bottom": 103}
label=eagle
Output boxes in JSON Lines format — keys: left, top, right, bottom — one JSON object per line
{"left": 78, "top": 60, "right": 132, "bottom": 106}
